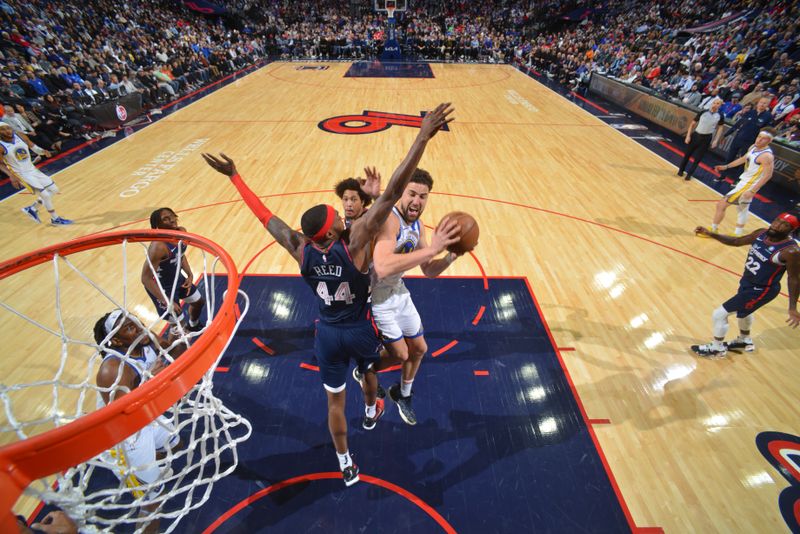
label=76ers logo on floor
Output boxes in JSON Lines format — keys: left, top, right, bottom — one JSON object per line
{"left": 318, "top": 110, "right": 451, "bottom": 135}
{"left": 757, "top": 431, "right": 800, "bottom": 532}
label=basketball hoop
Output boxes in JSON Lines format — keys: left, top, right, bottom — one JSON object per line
{"left": 0, "top": 230, "right": 251, "bottom": 533}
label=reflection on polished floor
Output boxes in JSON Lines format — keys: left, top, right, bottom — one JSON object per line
{"left": 2, "top": 62, "right": 799, "bottom": 533}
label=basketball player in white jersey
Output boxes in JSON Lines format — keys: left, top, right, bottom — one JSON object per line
{"left": 706, "top": 128, "right": 775, "bottom": 236}
{"left": 93, "top": 310, "right": 185, "bottom": 533}
{"left": 0, "top": 123, "right": 72, "bottom": 225}
{"left": 358, "top": 169, "right": 462, "bottom": 425}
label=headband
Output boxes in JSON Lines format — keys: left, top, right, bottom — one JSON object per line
{"left": 758, "top": 130, "right": 774, "bottom": 140}
{"left": 104, "top": 309, "right": 124, "bottom": 337}
{"left": 778, "top": 212, "right": 800, "bottom": 230}
{"left": 311, "top": 205, "right": 336, "bottom": 242}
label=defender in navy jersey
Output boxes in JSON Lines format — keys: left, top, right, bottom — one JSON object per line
{"left": 201, "top": 102, "right": 454, "bottom": 486}
{"left": 692, "top": 212, "right": 800, "bottom": 357}
{"left": 141, "top": 208, "right": 206, "bottom": 332}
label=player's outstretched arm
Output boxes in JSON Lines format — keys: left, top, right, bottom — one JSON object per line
{"left": 349, "top": 103, "right": 454, "bottom": 252}
{"left": 714, "top": 152, "right": 749, "bottom": 172}
{"left": 202, "top": 153, "right": 306, "bottom": 264}
{"left": 783, "top": 247, "right": 800, "bottom": 328}
{"left": 694, "top": 226, "right": 761, "bottom": 246}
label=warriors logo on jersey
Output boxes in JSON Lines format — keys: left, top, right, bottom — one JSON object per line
{"left": 14, "top": 147, "right": 29, "bottom": 161}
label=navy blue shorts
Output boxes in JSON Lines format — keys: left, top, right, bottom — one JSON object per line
{"left": 722, "top": 283, "right": 781, "bottom": 318}
{"left": 146, "top": 276, "right": 199, "bottom": 316}
{"left": 314, "top": 319, "right": 382, "bottom": 392}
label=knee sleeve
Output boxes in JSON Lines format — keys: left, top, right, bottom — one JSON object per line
{"left": 712, "top": 305, "right": 731, "bottom": 339}
{"left": 736, "top": 202, "right": 750, "bottom": 226}
{"left": 737, "top": 314, "right": 753, "bottom": 332}
{"left": 37, "top": 188, "right": 54, "bottom": 211}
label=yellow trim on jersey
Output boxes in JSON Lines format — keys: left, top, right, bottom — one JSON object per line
{"left": 110, "top": 446, "right": 146, "bottom": 498}
{"left": 1, "top": 164, "right": 34, "bottom": 194}
{"left": 727, "top": 166, "right": 763, "bottom": 204}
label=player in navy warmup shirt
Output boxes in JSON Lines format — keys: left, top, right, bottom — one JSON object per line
{"left": 201, "top": 102, "right": 454, "bottom": 486}
{"left": 142, "top": 208, "right": 206, "bottom": 333}
{"left": 692, "top": 212, "right": 800, "bottom": 357}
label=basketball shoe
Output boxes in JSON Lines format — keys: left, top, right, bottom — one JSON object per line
{"left": 389, "top": 384, "right": 416, "bottom": 425}
{"left": 726, "top": 336, "right": 754, "bottom": 352}
{"left": 21, "top": 205, "right": 41, "bottom": 223}
{"left": 691, "top": 343, "right": 727, "bottom": 357}
{"left": 362, "top": 398, "right": 385, "bottom": 430}
{"left": 342, "top": 463, "right": 360, "bottom": 487}
{"left": 51, "top": 216, "right": 74, "bottom": 225}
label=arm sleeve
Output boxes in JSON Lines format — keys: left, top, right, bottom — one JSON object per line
{"left": 229, "top": 173, "right": 273, "bottom": 227}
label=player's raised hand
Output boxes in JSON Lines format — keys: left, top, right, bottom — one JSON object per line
{"left": 430, "top": 216, "right": 461, "bottom": 254}
{"left": 360, "top": 166, "right": 381, "bottom": 198}
{"left": 788, "top": 309, "right": 800, "bottom": 328}
{"left": 419, "top": 103, "right": 455, "bottom": 140}
{"left": 202, "top": 152, "right": 237, "bottom": 177}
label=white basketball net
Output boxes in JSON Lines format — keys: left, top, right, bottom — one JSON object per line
{"left": 0, "top": 236, "right": 252, "bottom": 533}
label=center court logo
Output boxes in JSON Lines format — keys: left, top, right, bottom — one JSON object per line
{"left": 318, "top": 110, "right": 451, "bottom": 135}
{"left": 756, "top": 431, "right": 800, "bottom": 532}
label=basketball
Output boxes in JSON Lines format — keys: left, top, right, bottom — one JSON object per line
{"left": 442, "top": 211, "right": 479, "bottom": 255}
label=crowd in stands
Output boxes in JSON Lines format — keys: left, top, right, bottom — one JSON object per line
{"left": 2, "top": 0, "right": 799, "bottom": 157}
{"left": 525, "top": 0, "right": 800, "bottom": 146}
{"left": 0, "top": 0, "right": 267, "bottom": 154}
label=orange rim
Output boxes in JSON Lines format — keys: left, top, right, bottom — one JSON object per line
{"left": 0, "top": 230, "right": 240, "bottom": 525}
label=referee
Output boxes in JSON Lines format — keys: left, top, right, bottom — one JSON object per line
{"left": 677, "top": 98, "right": 724, "bottom": 181}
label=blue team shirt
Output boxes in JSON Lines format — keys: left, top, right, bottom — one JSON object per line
{"left": 156, "top": 241, "right": 186, "bottom": 286}
{"left": 741, "top": 232, "right": 795, "bottom": 287}
{"left": 300, "top": 238, "right": 371, "bottom": 324}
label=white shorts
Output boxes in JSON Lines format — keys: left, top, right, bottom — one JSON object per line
{"left": 371, "top": 286, "right": 423, "bottom": 343}
{"left": 105, "top": 415, "right": 179, "bottom": 498}
{"left": 15, "top": 168, "right": 57, "bottom": 192}
{"left": 725, "top": 177, "right": 758, "bottom": 204}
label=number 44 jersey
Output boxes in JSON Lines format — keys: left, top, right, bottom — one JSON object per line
{"left": 741, "top": 231, "right": 796, "bottom": 288}
{"left": 301, "top": 239, "right": 372, "bottom": 324}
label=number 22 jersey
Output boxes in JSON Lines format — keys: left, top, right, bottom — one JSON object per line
{"left": 740, "top": 231, "right": 795, "bottom": 288}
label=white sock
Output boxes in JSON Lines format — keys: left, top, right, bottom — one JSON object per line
{"left": 711, "top": 224, "right": 718, "bottom": 232}
{"left": 734, "top": 227, "right": 744, "bottom": 236}
{"left": 400, "top": 379, "right": 413, "bottom": 397}
{"left": 337, "top": 450, "right": 352, "bottom": 470}
{"left": 711, "top": 339, "right": 725, "bottom": 350}
{"left": 189, "top": 317, "right": 198, "bottom": 327}
{"left": 365, "top": 403, "right": 376, "bottom": 418}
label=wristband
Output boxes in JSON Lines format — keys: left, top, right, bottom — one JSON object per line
{"left": 230, "top": 173, "right": 273, "bottom": 226}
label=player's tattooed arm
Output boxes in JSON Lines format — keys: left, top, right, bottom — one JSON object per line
{"left": 266, "top": 217, "right": 306, "bottom": 263}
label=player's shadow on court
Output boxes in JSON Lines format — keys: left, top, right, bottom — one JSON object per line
{"left": 543, "top": 304, "right": 699, "bottom": 365}
{"left": 592, "top": 215, "right": 688, "bottom": 238}
{"left": 369, "top": 408, "right": 585, "bottom": 508}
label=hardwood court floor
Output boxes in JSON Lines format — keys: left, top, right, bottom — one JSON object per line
{"left": 2, "top": 62, "right": 798, "bottom": 532}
